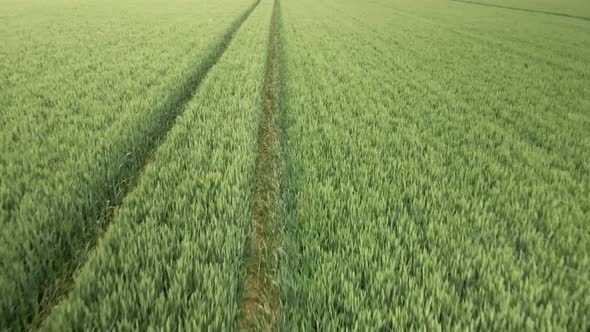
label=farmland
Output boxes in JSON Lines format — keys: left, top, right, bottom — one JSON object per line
{"left": 1, "top": 0, "right": 589, "bottom": 330}
{"left": 451, "top": 0, "right": 590, "bottom": 20}
{"left": 278, "top": 0, "right": 590, "bottom": 329}
{"left": 0, "top": 0, "right": 260, "bottom": 329}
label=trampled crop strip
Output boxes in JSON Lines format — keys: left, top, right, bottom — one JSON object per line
{"left": 29, "top": 0, "right": 262, "bottom": 328}
{"left": 450, "top": 0, "right": 590, "bottom": 21}
{"left": 239, "top": 0, "right": 283, "bottom": 329}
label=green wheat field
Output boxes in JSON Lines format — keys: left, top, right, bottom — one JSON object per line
{"left": 1, "top": 0, "right": 589, "bottom": 330}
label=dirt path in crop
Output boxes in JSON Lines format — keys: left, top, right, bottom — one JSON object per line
{"left": 238, "top": 0, "right": 282, "bottom": 330}
{"left": 30, "top": 0, "right": 262, "bottom": 329}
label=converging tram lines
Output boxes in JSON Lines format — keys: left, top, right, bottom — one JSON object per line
{"left": 0, "top": 0, "right": 589, "bottom": 330}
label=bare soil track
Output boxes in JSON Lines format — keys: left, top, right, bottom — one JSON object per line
{"left": 239, "top": 0, "right": 283, "bottom": 330}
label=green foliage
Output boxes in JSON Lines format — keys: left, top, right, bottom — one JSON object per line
{"left": 278, "top": 0, "right": 590, "bottom": 330}
{"left": 1, "top": 0, "right": 589, "bottom": 329}
{"left": 454, "top": 0, "right": 590, "bottom": 19}
{"left": 41, "top": 0, "right": 273, "bottom": 329}
{"left": 0, "top": 0, "right": 258, "bottom": 329}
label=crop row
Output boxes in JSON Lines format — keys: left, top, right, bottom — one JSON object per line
{"left": 0, "top": 0, "right": 258, "bottom": 329}
{"left": 40, "top": 0, "right": 274, "bottom": 329}
{"left": 278, "top": 0, "right": 589, "bottom": 329}
{"left": 1, "top": 0, "right": 588, "bottom": 329}
{"left": 450, "top": 0, "right": 590, "bottom": 20}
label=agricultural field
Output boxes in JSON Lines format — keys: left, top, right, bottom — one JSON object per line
{"left": 1, "top": 0, "right": 589, "bottom": 330}
{"left": 0, "top": 0, "right": 259, "bottom": 328}
{"left": 278, "top": 0, "right": 590, "bottom": 329}
{"left": 453, "top": 0, "right": 590, "bottom": 19}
